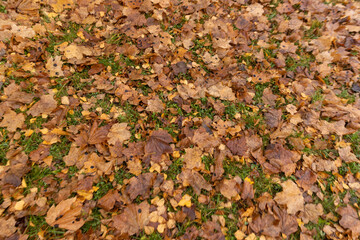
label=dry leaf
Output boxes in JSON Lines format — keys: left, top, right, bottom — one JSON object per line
{"left": 274, "top": 180, "right": 304, "bottom": 215}
{"left": 113, "top": 201, "right": 150, "bottom": 235}
{"left": 0, "top": 110, "right": 25, "bottom": 132}
{"left": 107, "top": 123, "right": 131, "bottom": 145}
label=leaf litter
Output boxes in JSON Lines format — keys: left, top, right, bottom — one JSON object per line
{"left": 0, "top": 0, "right": 360, "bottom": 239}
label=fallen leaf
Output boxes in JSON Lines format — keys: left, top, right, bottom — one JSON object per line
{"left": 146, "top": 97, "right": 164, "bottom": 113}
{"left": 207, "top": 83, "right": 235, "bottom": 101}
{"left": 126, "top": 173, "right": 156, "bottom": 200}
{"left": 337, "top": 205, "right": 360, "bottom": 238}
{"left": 0, "top": 216, "right": 17, "bottom": 237}
{"left": 179, "top": 169, "right": 212, "bottom": 195}
{"left": 45, "top": 56, "right": 64, "bottom": 77}
{"left": 28, "top": 94, "right": 57, "bottom": 117}
{"left": 113, "top": 201, "right": 150, "bottom": 235}
{"left": 107, "top": 123, "right": 131, "bottom": 145}
{"left": 45, "top": 197, "right": 84, "bottom": 231}
{"left": 0, "top": 110, "right": 25, "bottom": 132}
{"left": 145, "top": 130, "right": 173, "bottom": 157}
{"left": 274, "top": 180, "right": 304, "bottom": 215}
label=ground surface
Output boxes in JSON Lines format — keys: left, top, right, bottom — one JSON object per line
{"left": 0, "top": 0, "right": 360, "bottom": 239}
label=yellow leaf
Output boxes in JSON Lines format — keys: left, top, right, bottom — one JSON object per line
{"left": 14, "top": 200, "right": 25, "bottom": 211}
{"left": 178, "top": 194, "right": 192, "bottom": 207}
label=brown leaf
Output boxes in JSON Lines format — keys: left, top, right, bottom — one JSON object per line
{"left": 338, "top": 146, "right": 359, "bottom": 163}
{"left": 183, "top": 147, "right": 204, "bottom": 170}
{"left": 241, "top": 179, "right": 255, "bottom": 200}
{"left": 192, "top": 127, "right": 220, "bottom": 150}
{"left": 250, "top": 213, "right": 280, "bottom": 237}
{"left": 146, "top": 97, "right": 165, "bottom": 113}
{"left": 274, "top": 180, "right": 304, "bottom": 215}
{"left": 45, "top": 56, "right": 64, "bottom": 77}
{"left": 0, "top": 110, "right": 25, "bottom": 132}
{"left": 296, "top": 169, "right": 317, "bottom": 191}
{"left": 179, "top": 169, "right": 212, "bottom": 195}
{"left": 145, "top": 130, "right": 173, "bottom": 157}
{"left": 264, "top": 143, "right": 300, "bottom": 176}
{"left": 264, "top": 109, "right": 282, "bottom": 128}
{"left": 28, "top": 94, "right": 57, "bottom": 116}
{"left": 88, "top": 121, "right": 110, "bottom": 145}
{"left": 0, "top": 216, "right": 17, "bottom": 237}
{"left": 302, "top": 203, "right": 324, "bottom": 224}
{"left": 45, "top": 197, "right": 84, "bottom": 231}
{"left": 98, "top": 189, "right": 122, "bottom": 211}
{"left": 337, "top": 205, "right": 360, "bottom": 237}
{"left": 126, "top": 173, "right": 156, "bottom": 200}
{"left": 207, "top": 83, "right": 236, "bottom": 101}
{"left": 273, "top": 206, "right": 298, "bottom": 236}
{"left": 219, "top": 177, "right": 241, "bottom": 200}
{"left": 226, "top": 136, "right": 249, "bottom": 156}
{"left": 112, "top": 201, "right": 150, "bottom": 235}
{"left": 107, "top": 123, "right": 131, "bottom": 145}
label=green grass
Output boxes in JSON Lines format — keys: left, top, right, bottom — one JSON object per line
{"left": 311, "top": 89, "right": 324, "bottom": 103}
{"left": 0, "top": 128, "right": 9, "bottom": 165}
{"left": 285, "top": 50, "right": 315, "bottom": 71}
{"left": 49, "top": 137, "right": 71, "bottom": 161}
{"left": 18, "top": 132, "right": 43, "bottom": 154}
{"left": 164, "top": 158, "right": 183, "bottom": 180}
{"left": 93, "top": 177, "right": 114, "bottom": 200}
{"left": 336, "top": 88, "right": 356, "bottom": 104}
{"left": 81, "top": 207, "right": 102, "bottom": 233}
{"left": 223, "top": 160, "right": 282, "bottom": 197}
{"left": 24, "top": 165, "right": 53, "bottom": 194}
{"left": 114, "top": 167, "right": 135, "bottom": 184}
{"left": 304, "top": 20, "right": 323, "bottom": 39}
{"left": 0, "top": 4, "right": 6, "bottom": 13}
{"left": 25, "top": 215, "right": 66, "bottom": 240}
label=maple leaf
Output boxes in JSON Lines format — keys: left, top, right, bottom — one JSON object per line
{"left": 45, "top": 197, "right": 84, "bottom": 231}
{"left": 226, "top": 136, "right": 249, "bottom": 156}
{"left": 264, "top": 143, "right": 300, "bottom": 176}
{"left": 112, "top": 201, "right": 150, "bottom": 235}
{"left": 146, "top": 97, "right": 165, "bottom": 113}
{"left": 183, "top": 147, "right": 204, "bottom": 170}
{"left": 274, "top": 180, "right": 304, "bottom": 215}
{"left": 219, "top": 178, "right": 241, "bottom": 200}
{"left": 207, "top": 83, "right": 236, "bottom": 101}
{"left": 45, "top": 56, "right": 64, "bottom": 77}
